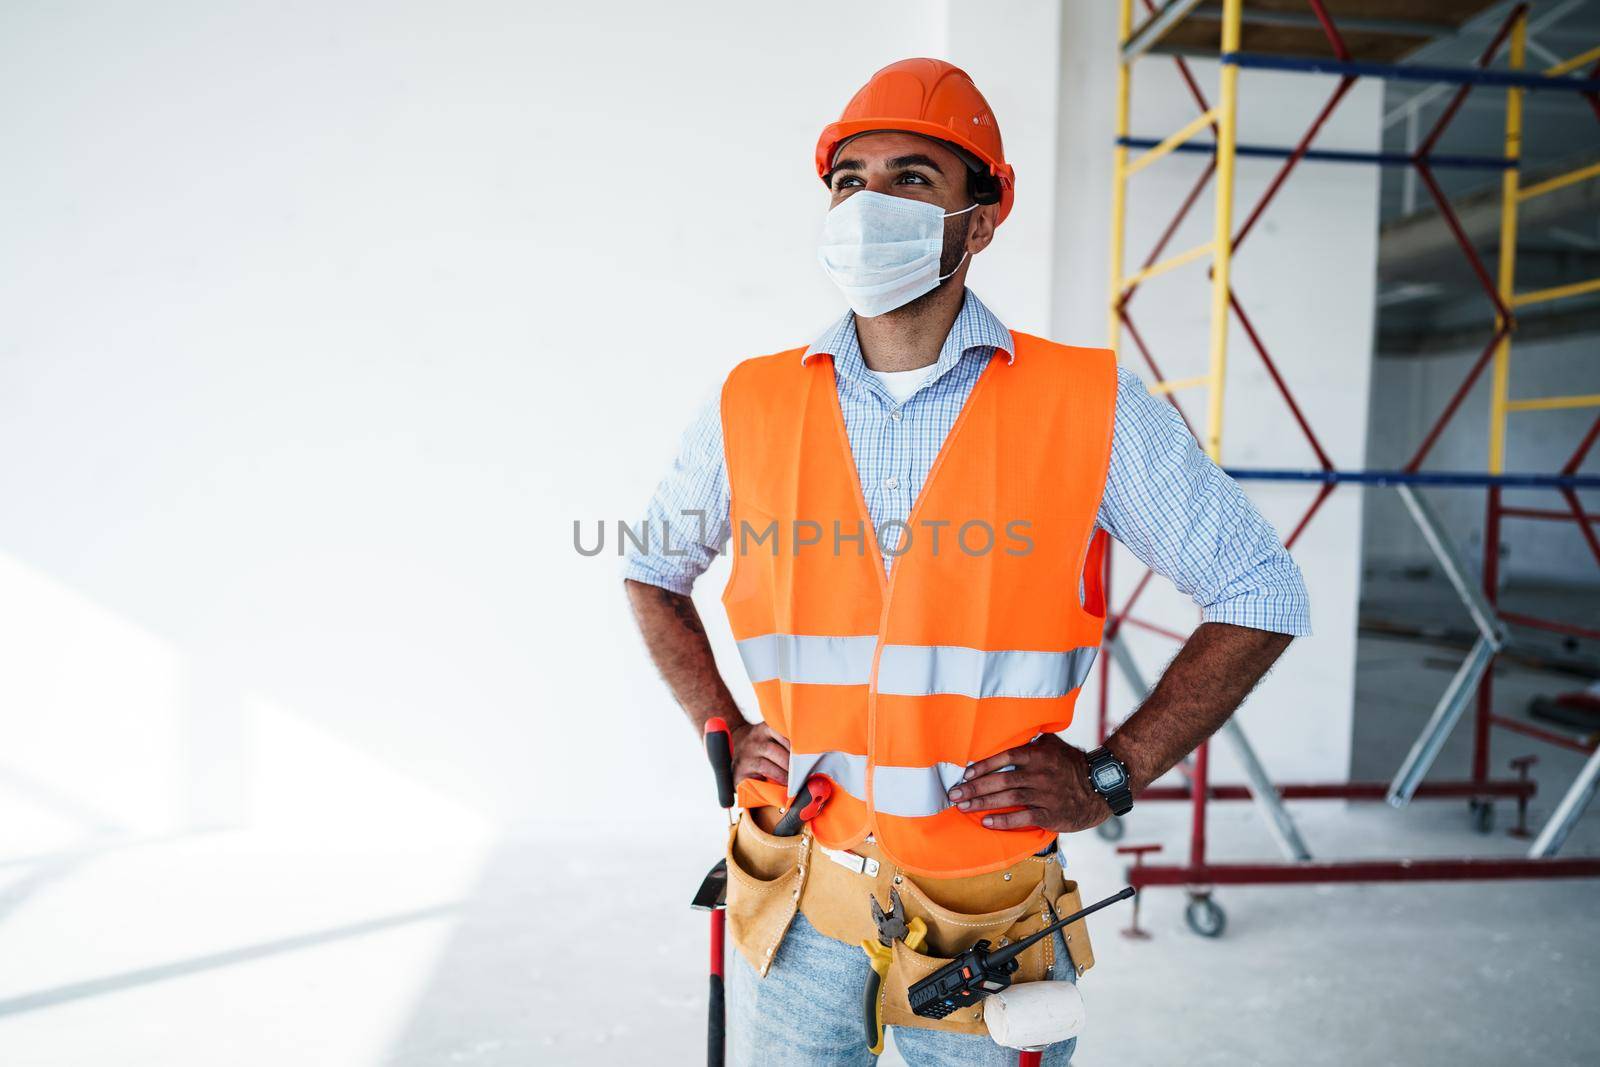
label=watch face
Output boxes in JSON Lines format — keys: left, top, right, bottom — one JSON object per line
{"left": 1094, "top": 764, "right": 1126, "bottom": 791}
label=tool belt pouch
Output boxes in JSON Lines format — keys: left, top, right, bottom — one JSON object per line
{"left": 1052, "top": 880, "right": 1096, "bottom": 977}
{"left": 724, "top": 812, "right": 810, "bottom": 977}
{"left": 881, "top": 872, "right": 1096, "bottom": 1036}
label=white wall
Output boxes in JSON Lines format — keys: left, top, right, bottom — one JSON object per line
{"left": 1051, "top": 13, "right": 1382, "bottom": 783}
{"left": 0, "top": 0, "right": 951, "bottom": 842}
{"left": 0, "top": 0, "right": 1379, "bottom": 854}
{"left": 1364, "top": 333, "right": 1600, "bottom": 588}
{"left": 940, "top": 0, "right": 1065, "bottom": 331}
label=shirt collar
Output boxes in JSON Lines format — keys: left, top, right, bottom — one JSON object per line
{"left": 800, "top": 289, "right": 1015, "bottom": 386}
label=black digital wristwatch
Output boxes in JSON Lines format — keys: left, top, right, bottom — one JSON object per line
{"left": 1085, "top": 746, "right": 1134, "bottom": 817}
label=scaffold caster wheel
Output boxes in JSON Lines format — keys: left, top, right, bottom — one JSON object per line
{"left": 1184, "top": 894, "right": 1226, "bottom": 939}
{"left": 1096, "top": 816, "right": 1126, "bottom": 842}
{"left": 1469, "top": 798, "right": 1495, "bottom": 834}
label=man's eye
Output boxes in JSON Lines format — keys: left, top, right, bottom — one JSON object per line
{"left": 833, "top": 176, "right": 863, "bottom": 191}
{"left": 897, "top": 173, "right": 929, "bottom": 184}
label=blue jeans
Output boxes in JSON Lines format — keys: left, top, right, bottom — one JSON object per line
{"left": 729, "top": 910, "right": 1078, "bottom": 1066}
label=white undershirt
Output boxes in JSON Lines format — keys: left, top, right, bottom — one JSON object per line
{"left": 867, "top": 366, "right": 931, "bottom": 405}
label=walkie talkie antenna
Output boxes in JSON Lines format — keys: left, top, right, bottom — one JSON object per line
{"left": 984, "top": 886, "right": 1136, "bottom": 971}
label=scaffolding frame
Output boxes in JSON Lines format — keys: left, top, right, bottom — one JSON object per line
{"left": 1104, "top": 0, "right": 1600, "bottom": 920}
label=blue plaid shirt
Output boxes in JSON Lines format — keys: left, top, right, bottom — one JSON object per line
{"left": 624, "top": 289, "right": 1310, "bottom": 636}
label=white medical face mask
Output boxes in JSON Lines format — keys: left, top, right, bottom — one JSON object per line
{"left": 817, "top": 190, "right": 977, "bottom": 318}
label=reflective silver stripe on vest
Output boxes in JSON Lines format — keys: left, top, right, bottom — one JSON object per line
{"left": 736, "top": 634, "right": 877, "bottom": 686}
{"left": 737, "top": 634, "right": 1098, "bottom": 698}
{"left": 876, "top": 644, "right": 1099, "bottom": 699}
{"left": 789, "top": 751, "right": 968, "bottom": 819}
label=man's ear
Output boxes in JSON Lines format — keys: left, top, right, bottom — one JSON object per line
{"left": 965, "top": 203, "right": 998, "bottom": 254}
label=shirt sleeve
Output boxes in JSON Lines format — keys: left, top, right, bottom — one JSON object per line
{"left": 621, "top": 391, "right": 730, "bottom": 596}
{"left": 1097, "top": 366, "right": 1312, "bottom": 637}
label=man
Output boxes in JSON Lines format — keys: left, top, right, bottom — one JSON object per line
{"left": 624, "top": 58, "right": 1309, "bottom": 1065}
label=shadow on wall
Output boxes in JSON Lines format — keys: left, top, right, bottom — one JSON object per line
{"left": 0, "top": 548, "right": 493, "bottom": 860}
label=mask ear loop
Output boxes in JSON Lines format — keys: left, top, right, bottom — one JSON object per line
{"left": 937, "top": 201, "right": 979, "bottom": 280}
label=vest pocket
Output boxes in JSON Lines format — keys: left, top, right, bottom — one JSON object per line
{"left": 724, "top": 814, "right": 809, "bottom": 978}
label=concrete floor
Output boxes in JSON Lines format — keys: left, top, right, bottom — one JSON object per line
{"left": 1, "top": 633, "right": 1598, "bottom": 1065}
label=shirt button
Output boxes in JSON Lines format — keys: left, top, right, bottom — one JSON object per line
{"left": 889, "top": 408, "right": 903, "bottom": 422}
{"left": 884, "top": 476, "right": 899, "bottom": 490}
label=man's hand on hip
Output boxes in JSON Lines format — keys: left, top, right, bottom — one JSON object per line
{"left": 731, "top": 721, "right": 791, "bottom": 789}
{"left": 945, "top": 734, "right": 1109, "bottom": 834}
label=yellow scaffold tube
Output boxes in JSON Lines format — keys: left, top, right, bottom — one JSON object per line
{"left": 1505, "top": 394, "right": 1600, "bottom": 413}
{"left": 1517, "top": 159, "right": 1600, "bottom": 202}
{"left": 1108, "top": 0, "right": 1134, "bottom": 351}
{"left": 1125, "top": 108, "right": 1219, "bottom": 176}
{"left": 1204, "top": 0, "right": 1242, "bottom": 464}
{"left": 1488, "top": 11, "right": 1526, "bottom": 477}
{"left": 1545, "top": 43, "right": 1600, "bottom": 77}
{"left": 1148, "top": 375, "right": 1209, "bottom": 395}
{"left": 1120, "top": 240, "right": 1215, "bottom": 293}
{"left": 1512, "top": 276, "right": 1600, "bottom": 307}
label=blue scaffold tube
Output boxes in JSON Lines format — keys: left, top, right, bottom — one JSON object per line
{"left": 1224, "top": 469, "right": 1600, "bottom": 490}
{"left": 1220, "top": 52, "right": 1600, "bottom": 93}
{"left": 1115, "top": 137, "right": 1516, "bottom": 171}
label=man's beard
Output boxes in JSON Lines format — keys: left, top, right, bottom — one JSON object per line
{"left": 938, "top": 208, "right": 973, "bottom": 279}
{"left": 891, "top": 209, "right": 974, "bottom": 319}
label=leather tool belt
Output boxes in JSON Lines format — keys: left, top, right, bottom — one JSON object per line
{"left": 724, "top": 806, "right": 1095, "bottom": 1037}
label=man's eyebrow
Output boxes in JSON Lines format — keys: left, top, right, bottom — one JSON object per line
{"left": 829, "top": 153, "right": 947, "bottom": 176}
{"left": 888, "top": 153, "right": 945, "bottom": 174}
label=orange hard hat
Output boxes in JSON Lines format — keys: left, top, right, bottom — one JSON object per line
{"left": 816, "top": 58, "right": 1016, "bottom": 225}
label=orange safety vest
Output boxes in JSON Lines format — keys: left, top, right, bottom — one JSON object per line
{"left": 720, "top": 332, "right": 1116, "bottom": 878}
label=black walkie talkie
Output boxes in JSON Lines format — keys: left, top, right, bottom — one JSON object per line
{"left": 907, "top": 886, "right": 1135, "bottom": 1020}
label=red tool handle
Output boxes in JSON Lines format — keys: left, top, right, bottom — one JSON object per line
{"left": 771, "top": 775, "right": 833, "bottom": 837}
{"left": 701, "top": 717, "right": 735, "bottom": 1067}
{"left": 796, "top": 776, "right": 833, "bottom": 820}
{"left": 704, "top": 717, "right": 735, "bottom": 810}
{"left": 708, "top": 910, "right": 726, "bottom": 1065}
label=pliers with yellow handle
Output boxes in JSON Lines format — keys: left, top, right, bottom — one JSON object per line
{"left": 860, "top": 888, "right": 926, "bottom": 1056}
